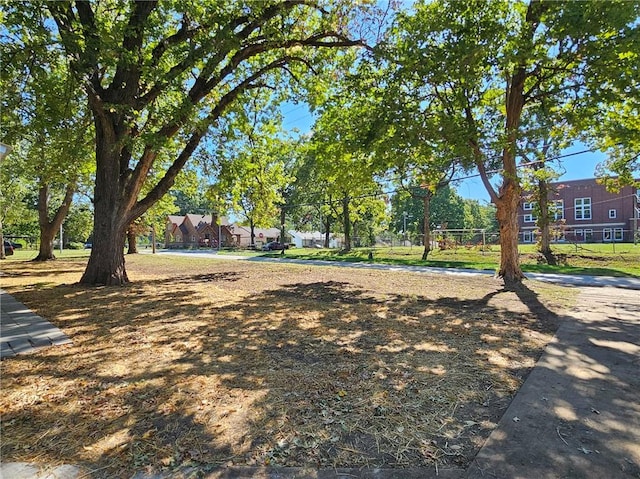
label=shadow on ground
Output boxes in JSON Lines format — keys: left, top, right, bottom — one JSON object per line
{"left": 1, "top": 263, "right": 571, "bottom": 478}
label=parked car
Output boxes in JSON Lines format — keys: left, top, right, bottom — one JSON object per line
{"left": 262, "top": 241, "right": 286, "bottom": 251}
{"left": 3, "top": 240, "right": 14, "bottom": 255}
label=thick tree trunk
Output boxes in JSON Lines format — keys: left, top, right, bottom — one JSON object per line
{"left": 33, "top": 183, "right": 74, "bottom": 262}
{"left": 35, "top": 227, "right": 58, "bottom": 261}
{"left": 421, "top": 193, "right": 432, "bottom": 261}
{"left": 536, "top": 178, "right": 555, "bottom": 265}
{"left": 80, "top": 126, "right": 130, "bottom": 285}
{"left": 127, "top": 228, "right": 138, "bottom": 254}
{"left": 496, "top": 181, "right": 525, "bottom": 286}
{"left": 342, "top": 195, "right": 351, "bottom": 252}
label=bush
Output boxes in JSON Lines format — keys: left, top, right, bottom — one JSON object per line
{"left": 68, "top": 242, "right": 85, "bottom": 249}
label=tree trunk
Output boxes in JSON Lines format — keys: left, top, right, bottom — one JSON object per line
{"left": 36, "top": 226, "right": 58, "bottom": 261}
{"left": 324, "top": 217, "right": 331, "bottom": 248}
{"left": 536, "top": 178, "right": 556, "bottom": 265}
{"left": 421, "top": 193, "right": 432, "bottom": 261}
{"left": 342, "top": 195, "right": 351, "bottom": 252}
{"left": 496, "top": 181, "right": 525, "bottom": 286}
{"left": 127, "top": 227, "right": 138, "bottom": 254}
{"left": 33, "top": 183, "right": 74, "bottom": 262}
{"left": 279, "top": 207, "right": 286, "bottom": 243}
{"left": 0, "top": 220, "right": 6, "bottom": 260}
{"left": 250, "top": 219, "right": 256, "bottom": 248}
{"left": 79, "top": 126, "right": 130, "bottom": 285}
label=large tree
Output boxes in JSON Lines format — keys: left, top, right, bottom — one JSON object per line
{"left": 39, "top": 0, "right": 365, "bottom": 284}
{"left": 390, "top": 0, "right": 640, "bottom": 286}
{"left": 1, "top": 5, "right": 93, "bottom": 261}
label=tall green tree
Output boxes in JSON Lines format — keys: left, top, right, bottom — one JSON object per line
{"left": 1, "top": 5, "right": 93, "bottom": 260}
{"left": 390, "top": 0, "right": 640, "bottom": 286}
{"left": 32, "top": 0, "right": 366, "bottom": 284}
{"left": 209, "top": 98, "right": 294, "bottom": 247}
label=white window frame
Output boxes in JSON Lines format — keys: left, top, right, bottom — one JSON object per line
{"left": 575, "top": 197, "right": 592, "bottom": 220}
{"left": 584, "top": 229, "right": 593, "bottom": 242}
{"left": 523, "top": 214, "right": 537, "bottom": 223}
{"left": 523, "top": 202, "right": 535, "bottom": 211}
{"left": 552, "top": 200, "right": 564, "bottom": 220}
{"left": 522, "top": 231, "right": 534, "bottom": 243}
{"left": 614, "top": 228, "right": 624, "bottom": 241}
{"left": 609, "top": 209, "right": 617, "bottom": 219}
{"left": 603, "top": 228, "right": 612, "bottom": 242}
{"left": 575, "top": 229, "right": 583, "bottom": 237}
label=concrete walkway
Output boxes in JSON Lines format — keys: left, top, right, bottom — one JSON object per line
{"left": 0, "top": 289, "right": 72, "bottom": 358}
{"left": 465, "top": 286, "right": 640, "bottom": 478}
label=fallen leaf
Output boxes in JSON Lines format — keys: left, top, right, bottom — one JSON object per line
{"left": 512, "top": 417, "right": 520, "bottom": 422}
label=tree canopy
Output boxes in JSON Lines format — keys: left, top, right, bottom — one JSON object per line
{"left": 11, "top": 0, "right": 370, "bottom": 284}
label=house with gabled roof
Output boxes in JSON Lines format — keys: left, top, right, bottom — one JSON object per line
{"left": 229, "top": 224, "right": 283, "bottom": 248}
{"left": 165, "top": 214, "right": 235, "bottom": 248}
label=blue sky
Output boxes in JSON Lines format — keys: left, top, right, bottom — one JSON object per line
{"left": 456, "top": 144, "right": 607, "bottom": 204}
{"left": 281, "top": 103, "right": 607, "bottom": 204}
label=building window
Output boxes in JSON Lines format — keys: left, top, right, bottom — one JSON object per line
{"left": 552, "top": 200, "right": 564, "bottom": 220}
{"left": 575, "top": 229, "right": 583, "bottom": 237}
{"left": 585, "top": 229, "right": 593, "bottom": 242}
{"left": 524, "top": 214, "right": 537, "bottom": 223}
{"left": 614, "top": 228, "right": 624, "bottom": 241}
{"left": 609, "top": 209, "right": 617, "bottom": 219}
{"left": 523, "top": 202, "right": 535, "bottom": 211}
{"left": 603, "top": 228, "right": 612, "bottom": 242}
{"left": 575, "top": 198, "right": 592, "bottom": 220}
{"left": 522, "top": 231, "right": 534, "bottom": 243}
{"left": 191, "top": 235, "right": 196, "bottom": 242}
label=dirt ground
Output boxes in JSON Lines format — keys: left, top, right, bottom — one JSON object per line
{"left": 0, "top": 255, "right": 574, "bottom": 478}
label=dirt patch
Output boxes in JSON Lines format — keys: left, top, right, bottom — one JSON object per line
{"left": 0, "top": 255, "right": 573, "bottom": 478}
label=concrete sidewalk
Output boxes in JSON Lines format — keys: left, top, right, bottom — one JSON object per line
{"left": 0, "top": 289, "right": 72, "bottom": 358}
{"left": 465, "top": 286, "right": 640, "bottom": 478}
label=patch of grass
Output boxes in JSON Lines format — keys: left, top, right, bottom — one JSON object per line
{"left": 0, "top": 254, "right": 574, "bottom": 477}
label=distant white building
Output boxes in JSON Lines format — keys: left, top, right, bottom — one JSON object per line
{"left": 288, "top": 230, "right": 341, "bottom": 249}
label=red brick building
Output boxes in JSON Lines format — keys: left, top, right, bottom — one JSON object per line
{"left": 518, "top": 178, "right": 639, "bottom": 243}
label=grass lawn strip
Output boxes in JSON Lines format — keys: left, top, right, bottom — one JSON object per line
{"left": 0, "top": 254, "right": 574, "bottom": 477}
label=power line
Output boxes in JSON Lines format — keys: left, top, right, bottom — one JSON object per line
{"left": 241, "top": 145, "right": 634, "bottom": 214}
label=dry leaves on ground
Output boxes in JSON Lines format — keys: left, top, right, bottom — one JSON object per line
{"left": 0, "top": 254, "right": 574, "bottom": 478}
